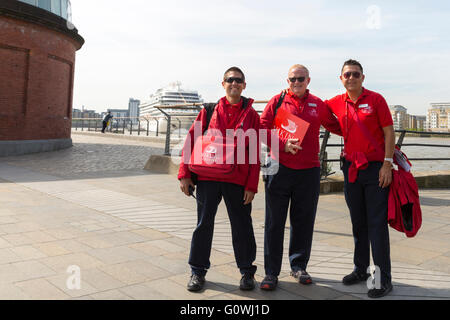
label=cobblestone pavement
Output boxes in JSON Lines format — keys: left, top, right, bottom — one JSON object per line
{"left": 1, "top": 133, "right": 164, "bottom": 179}
{"left": 0, "top": 132, "right": 448, "bottom": 300}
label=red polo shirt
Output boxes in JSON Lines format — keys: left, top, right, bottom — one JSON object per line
{"left": 260, "top": 89, "right": 342, "bottom": 169}
{"left": 325, "top": 88, "right": 393, "bottom": 162}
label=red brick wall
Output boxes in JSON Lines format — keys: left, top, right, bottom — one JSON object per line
{"left": 0, "top": 15, "right": 79, "bottom": 141}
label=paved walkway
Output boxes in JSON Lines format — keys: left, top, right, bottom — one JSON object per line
{"left": 0, "top": 132, "right": 448, "bottom": 300}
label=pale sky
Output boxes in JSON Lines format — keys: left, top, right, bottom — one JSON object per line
{"left": 72, "top": 0, "right": 450, "bottom": 115}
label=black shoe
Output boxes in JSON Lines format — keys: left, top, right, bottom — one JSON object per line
{"left": 239, "top": 274, "right": 256, "bottom": 291}
{"left": 187, "top": 274, "right": 205, "bottom": 292}
{"left": 260, "top": 275, "right": 278, "bottom": 291}
{"left": 291, "top": 269, "right": 313, "bottom": 285}
{"left": 368, "top": 283, "right": 393, "bottom": 298}
{"left": 342, "top": 271, "right": 370, "bottom": 285}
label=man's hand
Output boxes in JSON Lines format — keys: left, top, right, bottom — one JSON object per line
{"left": 243, "top": 190, "right": 255, "bottom": 205}
{"left": 379, "top": 161, "right": 393, "bottom": 188}
{"left": 180, "top": 178, "right": 194, "bottom": 196}
{"left": 284, "top": 138, "right": 302, "bottom": 155}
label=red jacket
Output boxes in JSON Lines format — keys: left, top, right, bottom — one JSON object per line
{"left": 388, "top": 149, "right": 422, "bottom": 237}
{"left": 260, "top": 90, "right": 342, "bottom": 170}
{"left": 178, "top": 97, "right": 261, "bottom": 193}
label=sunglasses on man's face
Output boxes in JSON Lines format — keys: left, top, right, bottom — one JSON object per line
{"left": 225, "top": 77, "right": 244, "bottom": 84}
{"left": 288, "top": 77, "right": 306, "bottom": 83}
{"left": 342, "top": 71, "right": 362, "bottom": 79}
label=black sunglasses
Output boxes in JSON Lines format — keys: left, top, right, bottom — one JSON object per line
{"left": 225, "top": 77, "right": 244, "bottom": 84}
{"left": 343, "top": 71, "right": 362, "bottom": 79}
{"left": 288, "top": 77, "right": 306, "bottom": 83}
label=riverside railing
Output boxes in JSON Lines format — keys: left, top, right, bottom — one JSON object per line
{"left": 72, "top": 103, "right": 450, "bottom": 178}
{"left": 72, "top": 116, "right": 173, "bottom": 138}
{"left": 319, "top": 130, "right": 450, "bottom": 178}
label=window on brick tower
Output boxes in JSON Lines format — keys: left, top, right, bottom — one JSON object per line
{"left": 61, "top": 0, "right": 69, "bottom": 20}
{"left": 51, "top": 0, "right": 61, "bottom": 16}
{"left": 38, "top": 0, "right": 51, "bottom": 11}
{"left": 19, "top": 0, "right": 36, "bottom": 6}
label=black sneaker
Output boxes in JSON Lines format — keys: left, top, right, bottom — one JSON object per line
{"left": 291, "top": 269, "right": 313, "bottom": 285}
{"left": 260, "top": 275, "right": 278, "bottom": 291}
{"left": 187, "top": 274, "right": 205, "bottom": 292}
{"left": 368, "top": 283, "right": 393, "bottom": 298}
{"left": 342, "top": 271, "right": 370, "bottom": 285}
{"left": 239, "top": 274, "right": 256, "bottom": 291}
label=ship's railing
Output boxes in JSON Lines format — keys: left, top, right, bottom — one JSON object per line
{"left": 72, "top": 102, "right": 450, "bottom": 178}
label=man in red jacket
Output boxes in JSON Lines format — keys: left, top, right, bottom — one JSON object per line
{"left": 259, "top": 64, "right": 342, "bottom": 290}
{"left": 325, "top": 59, "right": 395, "bottom": 298}
{"left": 178, "top": 67, "right": 260, "bottom": 292}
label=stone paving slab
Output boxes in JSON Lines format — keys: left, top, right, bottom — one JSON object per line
{"left": 0, "top": 133, "right": 448, "bottom": 300}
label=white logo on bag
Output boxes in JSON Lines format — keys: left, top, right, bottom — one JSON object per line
{"left": 203, "top": 145, "right": 217, "bottom": 160}
{"left": 308, "top": 103, "right": 317, "bottom": 107}
{"left": 281, "top": 119, "right": 298, "bottom": 134}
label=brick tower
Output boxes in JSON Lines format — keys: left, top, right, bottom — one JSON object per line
{"left": 0, "top": 0, "right": 84, "bottom": 156}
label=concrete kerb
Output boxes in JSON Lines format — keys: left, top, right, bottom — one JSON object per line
{"left": 0, "top": 139, "right": 73, "bottom": 157}
{"left": 144, "top": 155, "right": 450, "bottom": 194}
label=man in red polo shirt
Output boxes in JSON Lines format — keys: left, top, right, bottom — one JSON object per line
{"left": 325, "top": 59, "right": 395, "bottom": 298}
{"left": 259, "top": 64, "right": 341, "bottom": 290}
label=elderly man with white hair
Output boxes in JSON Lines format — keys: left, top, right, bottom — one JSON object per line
{"left": 259, "top": 64, "right": 341, "bottom": 290}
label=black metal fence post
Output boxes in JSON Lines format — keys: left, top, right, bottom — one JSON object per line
{"left": 155, "top": 108, "right": 171, "bottom": 155}
{"left": 396, "top": 130, "right": 406, "bottom": 148}
{"left": 165, "top": 116, "right": 171, "bottom": 155}
{"left": 319, "top": 130, "right": 330, "bottom": 179}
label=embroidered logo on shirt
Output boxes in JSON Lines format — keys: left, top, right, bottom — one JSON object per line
{"left": 358, "top": 104, "right": 373, "bottom": 114}
{"left": 308, "top": 103, "right": 317, "bottom": 107}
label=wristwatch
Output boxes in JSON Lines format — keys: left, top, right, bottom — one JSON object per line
{"left": 384, "top": 157, "right": 393, "bottom": 164}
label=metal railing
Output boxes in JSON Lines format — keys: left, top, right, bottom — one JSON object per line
{"left": 319, "top": 130, "right": 450, "bottom": 178}
{"left": 72, "top": 115, "right": 190, "bottom": 139}
{"left": 72, "top": 102, "right": 450, "bottom": 178}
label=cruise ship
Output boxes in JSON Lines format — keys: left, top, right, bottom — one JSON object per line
{"left": 139, "top": 82, "right": 203, "bottom": 134}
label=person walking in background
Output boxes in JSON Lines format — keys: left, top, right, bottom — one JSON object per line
{"left": 178, "top": 67, "right": 260, "bottom": 292}
{"left": 259, "top": 64, "right": 341, "bottom": 290}
{"left": 101, "top": 111, "right": 113, "bottom": 133}
{"left": 325, "top": 59, "right": 395, "bottom": 298}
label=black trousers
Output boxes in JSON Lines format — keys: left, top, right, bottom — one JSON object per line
{"left": 188, "top": 181, "right": 257, "bottom": 277}
{"left": 101, "top": 121, "right": 107, "bottom": 133}
{"left": 264, "top": 164, "right": 320, "bottom": 276}
{"left": 343, "top": 160, "right": 392, "bottom": 286}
